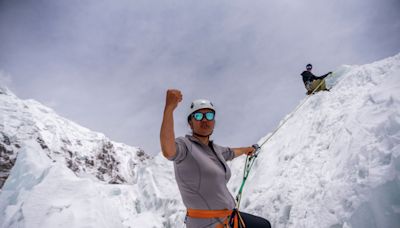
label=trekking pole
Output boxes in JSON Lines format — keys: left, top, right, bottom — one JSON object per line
{"left": 235, "top": 72, "right": 335, "bottom": 209}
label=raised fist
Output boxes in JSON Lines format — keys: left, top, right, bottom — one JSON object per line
{"left": 165, "top": 89, "right": 183, "bottom": 110}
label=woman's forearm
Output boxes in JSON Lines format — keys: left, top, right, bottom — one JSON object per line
{"left": 232, "top": 147, "right": 255, "bottom": 158}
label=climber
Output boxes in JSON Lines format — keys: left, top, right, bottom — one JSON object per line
{"left": 301, "top": 63, "right": 332, "bottom": 95}
{"left": 160, "top": 89, "right": 271, "bottom": 228}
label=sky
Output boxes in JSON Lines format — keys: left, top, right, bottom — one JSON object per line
{"left": 1, "top": 0, "right": 399, "bottom": 155}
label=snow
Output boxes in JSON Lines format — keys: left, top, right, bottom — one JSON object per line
{"left": 0, "top": 84, "right": 151, "bottom": 186}
{"left": 0, "top": 140, "right": 183, "bottom": 228}
{"left": 0, "top": 53, "right": 399, "bottom": 228}
{"left": 228, "top": 53, "right": 400, "bottom": 228}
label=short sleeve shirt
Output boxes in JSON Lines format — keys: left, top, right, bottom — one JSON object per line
{"left": 168, "top": 135, "right": 236, "bottom": 227}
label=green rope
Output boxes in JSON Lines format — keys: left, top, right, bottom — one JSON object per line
{"left": 235, "top": 154, "right": 257, "bottom": 209}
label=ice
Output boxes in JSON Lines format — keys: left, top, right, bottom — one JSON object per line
{"left": 1, "top": 53, "right": 400, "bottom": 227}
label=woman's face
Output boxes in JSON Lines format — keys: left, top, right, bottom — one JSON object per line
{"left": 189, "top": 108, "right": 215, "bottom": 137}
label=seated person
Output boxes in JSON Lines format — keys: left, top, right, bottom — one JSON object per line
{"left": 301, "top": 63, "right": 331, "bottom": 95}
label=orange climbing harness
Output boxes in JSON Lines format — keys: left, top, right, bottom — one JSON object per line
{"left": 186, "top": 208, "right": 246, "bottom": 228}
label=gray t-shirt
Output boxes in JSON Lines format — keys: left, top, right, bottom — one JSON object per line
{"left": 168, "top": 135, "right": 236, "bottom": 228}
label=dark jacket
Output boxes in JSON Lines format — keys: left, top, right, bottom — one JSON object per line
{"left": 301, "top": 71, "right": 330, "bottom": 84}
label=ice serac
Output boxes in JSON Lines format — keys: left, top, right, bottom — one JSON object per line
{"left": 228, "top": 53, "right": 400, "bottom": 228}
{"left": 0, "top": 141, "right": 183, "bottom": 228}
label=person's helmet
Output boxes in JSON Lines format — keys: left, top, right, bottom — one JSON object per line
{"left": 306, "top": 64, "right": 312, "bottom": 70}
{"left": 187, "top": 99, "right": 215, "bottom": 122}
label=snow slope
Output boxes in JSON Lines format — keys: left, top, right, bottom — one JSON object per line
{"left": 228, "top": 53, "right": 400, "bottom": 228}
{"left": 0, "top": 53, "right": 399, "bottom": 228}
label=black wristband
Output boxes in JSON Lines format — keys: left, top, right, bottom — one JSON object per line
{"left": 252, "top": 144, "right": 260, "bottom": 151}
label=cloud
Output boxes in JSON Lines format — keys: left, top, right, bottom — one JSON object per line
{"left": 0, "top": 71, "right": 12, "bottom": 86}
{"left": 1, "top": 0, "right": 399, "bottom": 154}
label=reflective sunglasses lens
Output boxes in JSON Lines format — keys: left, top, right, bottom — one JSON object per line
{"left": 205, "top": 112, "right": 215, "bottom": 121}
{"left": 193, "top": 112, "right": 204, "bottom": 121}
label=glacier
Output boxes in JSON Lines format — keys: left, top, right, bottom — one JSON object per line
{"left": 0, "top": 53, "right": 399, "bottom": 228}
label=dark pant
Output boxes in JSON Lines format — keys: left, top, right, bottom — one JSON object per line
{"left": 239, "top": 211, "right": 271, "bottom": 228}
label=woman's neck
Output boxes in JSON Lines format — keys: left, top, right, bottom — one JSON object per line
{"left": 193, "top": 134, "right": 209, "bottom": 145}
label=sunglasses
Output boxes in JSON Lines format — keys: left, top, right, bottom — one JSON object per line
{"left": 192, "top": 111, "right": 215, "bottom": 121}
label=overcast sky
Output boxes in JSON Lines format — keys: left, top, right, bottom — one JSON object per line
{"left": 1, "top": 0, "right": 399, "bottom": 155}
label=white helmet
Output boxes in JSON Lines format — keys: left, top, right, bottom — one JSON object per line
{"left": 187, "top": 99, "right": 215, "bottom": 121}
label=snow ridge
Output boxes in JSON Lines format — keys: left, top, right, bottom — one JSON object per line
{"left": 0, "top": 87, "right": 149, "bottom": 188}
